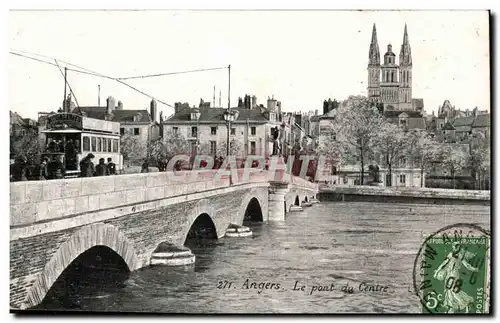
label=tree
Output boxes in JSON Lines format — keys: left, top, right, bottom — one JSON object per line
{"left": 11, "top": 132, "right": 41, "bottom": 165}
{"left": 163, "top": 129, "right": 190, "bottom": 160}
{"left": 373, "top": 121, "right": 407, "bottom": 186}
{"left": 441, "top": 144, "right": 469, "bottom": 189}
{"left": 469, "top": 131, "right": 490, "bottom": 189}
{"left": 330, "top": 95, "right": 384, "bottom": 184}
{"left": 120, "top": 134, "right": 145, "bottom": 166}
{"left": 405, "top": 129, "right": 439, "bottom": 188}
{"left": 217, "top": 138, "right": 243, "bottom": 157}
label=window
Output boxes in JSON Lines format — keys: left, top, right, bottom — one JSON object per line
{"left": 211, "top": 127, "right": 217, "bottom": 135}
{"left": 83, "top": 136, "right": 90, "bottom": 151}
{"left": 270, "top": 113, "right": 275, "bottom": 122}
{"left": 113, "top": 139, "right": 119, "bottom": 152}
{"left": 107, "top": 139, "right": 112, "bottom": 152}
{"left": 400, "top": 119, "right": 407, "bottom": 126}
{"left": 399, "top": 174, "right": 406, "bottom": 184}
{"left": 91, "top": 137, "right": 96, "bottom": 152}
{"left": 173, "top": 127, "right": 178, "bottom": 135}
{"left": 103, "top": 138, "right": 108, "bottom": 152}
{"left": 343, "top": 176, "right": 348, "bottom": 184}
{"left": 231, "top": 128, "right": 236, "bottom": 135}
{"left": 97, "top": 138, "right": 102, "bottom": 152}
{"left": 210, "top": 141, "right": 217, "bottom": 155}
{"left": 134, "top": 128, "right": 140, "bottom": 136}
{"left": 250, "top": 141, "right": 256, "bottom": 155}
{"left": 400, "top": 157, "right": 407, "bottom": 167}
{"left": 251, "top": 127, "right": 256, "bottom": 135}
{"left": 191, "top": 127, "right": 198, "bottom": 138}
{"left": 120, "top": 128, "right": 125, "bottom": 135}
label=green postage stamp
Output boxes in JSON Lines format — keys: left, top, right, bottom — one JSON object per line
{"left": 419, "top": 234, "right": 490, "bottom": 314}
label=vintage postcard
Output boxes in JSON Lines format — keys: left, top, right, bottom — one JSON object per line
{"left": 9, "top": 9, "right": 491, "bottom": 315}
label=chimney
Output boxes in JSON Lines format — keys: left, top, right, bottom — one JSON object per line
{"left": 238, "top": 97, "right": 243, "bottom": 108}
{"left": 244, "top": 95, "right": 251, "bottom": 109}
{"left": 251, "top": 95, "right": 257, "bottom": 109}
{"left": 106, "top": 96, "right": 116, "bottom": 116}
{"left": 267, "top": 96, "right": 276, "bottom": 112}
{"left": 150, "top": 99, "right": 157, "bottom": 123}
{"left": 277, "top": 101, "right": 281, "bottom": 114}
{"left": 315, "top": 109, "right": 318, "bottom": 116}
{"left": 117, "top": 100, "right": 123, "bottom": 110}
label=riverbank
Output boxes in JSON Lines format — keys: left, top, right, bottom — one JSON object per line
{"left": 318, "top": 185, "right": 490, "bottom": 205}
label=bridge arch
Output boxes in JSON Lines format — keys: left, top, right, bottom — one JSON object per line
{"left": 24, "top": 223, "right": 140, "bottom": 309}
{"left": 304, "top": 196, "right": 309, "bottom": 202}
{"left": 294, "top": 195, "right": 300, "bottom": 206}
{"left": 180, "top": 199, "right": 221, "bottom": 244}
{"left": 236, "top": 190, "right": 267, "bottom": 224}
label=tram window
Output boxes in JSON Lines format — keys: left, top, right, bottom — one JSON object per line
{"left": 83, "top": 137, "right": 90, "bottom": 151}
{"left": 113, "top": 139, "right": 119, "bottom": 152}
{"left": 103, "top": 138, "right": 108, "bottom": 152}
{"left": 97, "top": 138, "right": 102, "bottom": 152}
{"left": 91, "top": 137, "right": 96, "bottom": 152}
{"left": 107, "top": 139, "right": 112, "bottom": 152}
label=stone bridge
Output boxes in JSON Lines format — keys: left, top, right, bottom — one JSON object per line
{"left": 10, "top": 169, "right": 318, "bottom": 309}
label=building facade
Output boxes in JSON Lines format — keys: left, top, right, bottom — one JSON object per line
{"left": 367, "top": 23, "right": 424, "bottom": 112}
{"left": 71, "top": 96, "right": 160, "bottom": 147}
{"left": 163, "top": 96, "right": 306, "bottom": 160}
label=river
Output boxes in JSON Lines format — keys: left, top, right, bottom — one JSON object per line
{"left": 38, "top": 201, "right": 490, "bottom": 314}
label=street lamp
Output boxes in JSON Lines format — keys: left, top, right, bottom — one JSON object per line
{"left": 192, "top": 108, "right": 201, "bottom": 166}
{"left": 223, "top": 109, "right": 238, "bottom": 157}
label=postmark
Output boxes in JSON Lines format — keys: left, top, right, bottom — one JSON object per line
{"left": 412, "top": 223, "right": 490, "bottom": 314}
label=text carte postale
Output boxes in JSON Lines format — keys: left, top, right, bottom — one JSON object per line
{"left": 217, "top": 279, "right": 391, "bottom": 295}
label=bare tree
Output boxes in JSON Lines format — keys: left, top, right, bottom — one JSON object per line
{"left": 163, "top": 129, "right": 190, "bottom": 161}
{"left": 441, "top": 144, "right": 469, "bottom": 189}
{"left": 469, "top": 131, "right": 490, "bottom": 189}
{"left": 11, "top": 132, "right": 41, "bottom": 165}
{"left": 330, "top": 95, "right": 384, "bottom": 184}
{"left": 373, "top": 121, "right": 407, "bottom": 186}
{"left": 120, "top": 134, "right": 145, "bottom": 166}
{"left": 406, "top": 130, "right": 439, "bottom": 188}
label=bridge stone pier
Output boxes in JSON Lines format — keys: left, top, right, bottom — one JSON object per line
{"left": 10, "top": 168, "right": 317, "bottom": 309}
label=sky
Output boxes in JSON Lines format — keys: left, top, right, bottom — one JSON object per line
{"left": 8, "top": 10, "right": 490, "bottom": 120}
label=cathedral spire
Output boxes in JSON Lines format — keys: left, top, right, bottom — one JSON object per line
{"left": 368, "top": 23, "right": 380, "bottom": 66}
{"left": 400, "top": 23, "right": 412, "bottom": 66}
{"left": 403, "top": 23, "right": 409, "bottom": 45}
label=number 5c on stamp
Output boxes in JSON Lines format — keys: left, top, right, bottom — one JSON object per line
{"left": 420, "top": 235, "right": 490, "bottom": 314}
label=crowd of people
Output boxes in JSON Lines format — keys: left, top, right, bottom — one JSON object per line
{"left": 9, "top": 153, "right": 117, "bottom": 182}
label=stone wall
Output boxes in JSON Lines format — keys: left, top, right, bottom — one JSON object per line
{"left": 319, "top": 184, "right": 490, "bottom": 201}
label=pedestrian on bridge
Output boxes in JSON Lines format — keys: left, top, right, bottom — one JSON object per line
{"left": 95, "top": 158, "right": 109, "bottom": 176}
{"left": 80, "top": 153, "right": 95, "bottom": 177}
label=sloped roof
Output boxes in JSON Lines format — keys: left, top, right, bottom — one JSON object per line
{"left": 472, "top": 114, "right": 490, "bottom": 128}
{"left": 454, "top": 126, "right": 472, "bottom": 133}
{"left": 452, "top": 116, "right": 475, "bottom": 127}
{"left": 384, "top": 110, "right": 423, "bottom": 118}
{"left": 165, "top": 107, "right": 269, "bottom": 123}
{"left": 407, "top": 118, "right": 426, "bottom": 130}
{"left": 72, "top": 106, "right": 152, "bottom": 123}
{"left": 441, "top": 121, "right": 455, "bottom": 130}
{"left": 309, "top": 115, "right": 321, "bottom": 122}
{"left": 112, "top": 110, "right": 151, "bottom": 123}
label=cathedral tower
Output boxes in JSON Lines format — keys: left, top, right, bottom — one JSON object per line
{"left": 398, "top": 24, "right": 413, "bottom": 110}
{"left": 380, "top": 43, "right": 399, "bottom": 109}
{"left": 367, "top": 23, "right": 381, "bottom": 102}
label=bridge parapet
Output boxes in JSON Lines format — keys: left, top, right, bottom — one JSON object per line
{"left": 10, "top": 168, "right": 316, "bottom": 229}
{"left": 10, "top": 169, "right": 272, "bottom": 228}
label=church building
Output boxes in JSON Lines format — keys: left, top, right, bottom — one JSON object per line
{"left": 367, "top": 23, "right": 423, "bottom": 113}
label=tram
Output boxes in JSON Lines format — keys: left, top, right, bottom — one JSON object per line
{"left": 41, "top": 112, "right": 123, "bottom": 178}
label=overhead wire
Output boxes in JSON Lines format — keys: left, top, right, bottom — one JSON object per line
{"left": 116, "top": 66, "right": 228, "bottom": 80}
{"left": 9, "top": 50, "right": 185, "bottom": 108}
{"left": 54, "top": 59, "right": 80, "bottom": 108}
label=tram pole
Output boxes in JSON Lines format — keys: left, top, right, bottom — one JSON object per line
{"left": 63, "top": 67, "right": 68, "bottom": 112}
